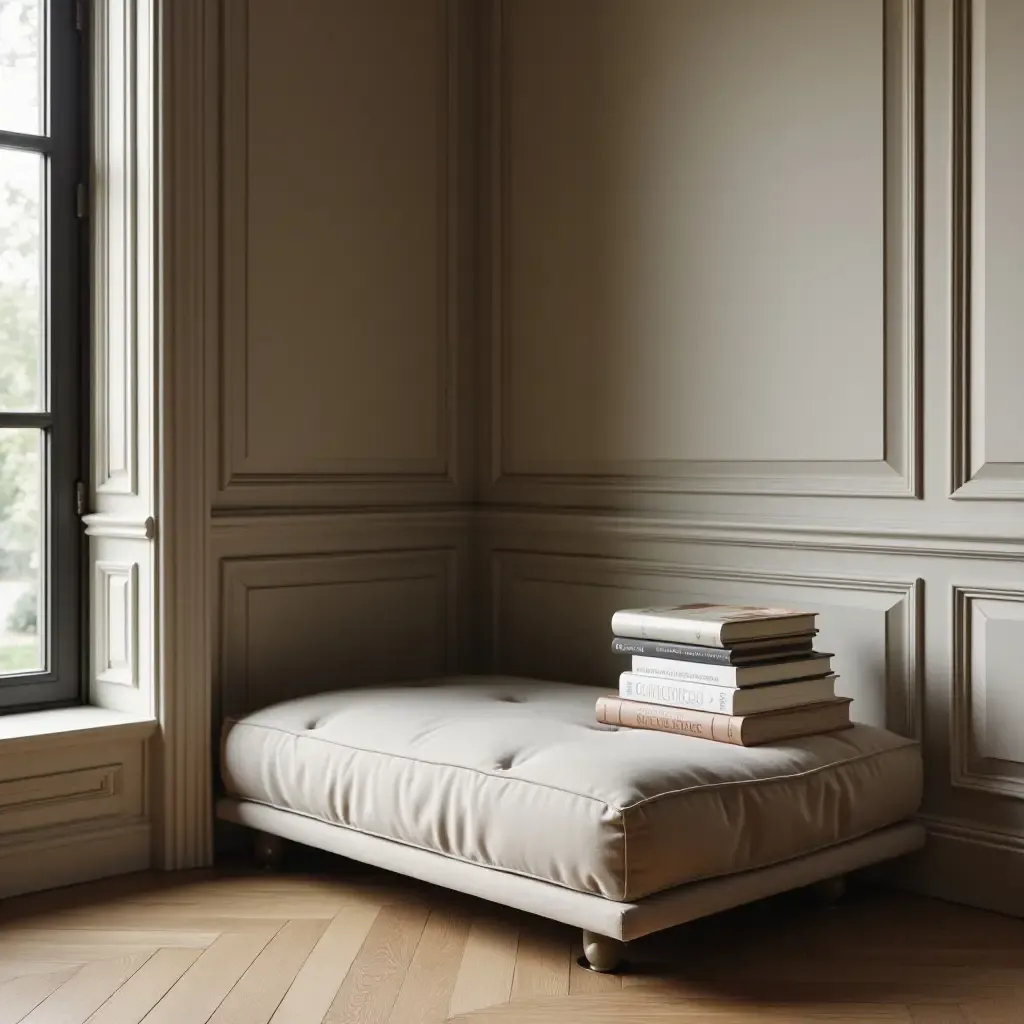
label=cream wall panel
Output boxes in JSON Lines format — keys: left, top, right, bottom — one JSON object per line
{"left": 0, "top": 727, "right": 150, "bottom": 897}
{"left": 216, "top": 0, "right": 471, "bottom": 507}
{"left": 93, "top": 561, "right": 139, "bottom": 688}
{"left": 488, "top": 0, "right": 919, "bottom": 499}
{"left": 952, "top": 0, "right": 1024, "bottom": 498}
{"left": 220, "top": 549, "right": 456, "bottom": 717}
{"left": 212, "top": 510, "right": 472, "bottom": 723}
{"left": 0, "top": 766, "right": 122, "bottom": 835}
{"left": 87, "top": 534, "right": 155, "bottom": 717}
{"left": 952, "top": 586, "right": 1024, "bottom": 798}
{"left": 490, "top": 550, "right": 920, "bottom": 739}
{"left": 92, "top": 0, "right": 154, "bottom": 504}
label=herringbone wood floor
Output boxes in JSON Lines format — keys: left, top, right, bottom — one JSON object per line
{"left": 0, "top": 850, "right": 1021, "bottom": 1023}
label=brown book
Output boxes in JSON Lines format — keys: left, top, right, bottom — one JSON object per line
{"left": 595, "top": 694, "right": 853, "bottom": 747}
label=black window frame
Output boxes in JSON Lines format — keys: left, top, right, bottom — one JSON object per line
{"left": 0, "top": 0, "right": 85, "bottom": 711}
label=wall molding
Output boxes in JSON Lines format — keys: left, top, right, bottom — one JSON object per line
{"left": 94, "top": 562, "right": 140, "bottom": 688}
{"left": 952, "top": 584, "right": 1024, "bottom": 798}
{"left": 893, "top": 813, "right": 1024, "bottom": 918}
{"left": 0, "top": 821, "right": 151, "bottom": 900}
{"left": 491, "top": 550, "right": 922, "bottom": 739}
{"left": 217, "top": 0, "right": 461, "bottom": 500}
{"left": 92, "top": 0, "right": 140, "bottom": 499}
{"left": 478, "top": 508, "right": 1024, "bottom": 561}
{"left": 83, "top": 513, "right": 156, "bottom": 541}
{"left": 950, "top": 0, "right": 1024, "bottom": 500}
{"left": 487, "top": 0, "right": 922, "bottom": 500}
{"left": 918, "top": 813, "right": 1024, "bottom": 853}
{"left": 211, "top": 506, "right": 472, "bottom": 535}
{"left": 0, "top": 765, "right": 122, "bottom": 835}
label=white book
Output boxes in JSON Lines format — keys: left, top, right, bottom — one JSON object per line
{"left": 611, "top": 604, "right": 816, "bottom": 648}
{"left": 630, "top": 653, "right": 833, "bottom": 688}
{"left": 619, "top": 671, "right": 838, "bottom": 715}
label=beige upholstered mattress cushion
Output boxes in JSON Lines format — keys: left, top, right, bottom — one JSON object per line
{"left": 220, "top": 676, "right": 922, "bottom": 901}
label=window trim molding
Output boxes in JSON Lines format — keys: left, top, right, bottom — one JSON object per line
{"left": 88, "top": 0, "right": 213, "bottom": 868}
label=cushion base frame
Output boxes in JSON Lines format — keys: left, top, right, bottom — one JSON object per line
{"left": 216, "top": 796, "right": 925, "bottom": 942}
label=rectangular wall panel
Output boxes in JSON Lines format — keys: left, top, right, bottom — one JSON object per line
{"left": 217, "top": 0, "right": 465, "bottom": 505}
{"left": 490, "top": 0, "right": 919, "bottom": 498}
{"left": 952, "top": 0, "right": 1024, "bottom": 498}
{"left": 219, "top": 548, "right": 458, "bottom": 717}
{"left": 0, "top": 740, "right": 145, "bottom": 839}
{"left": 491, "top": 551, "right": 921, "bottom": 738}
{"left": 953, "top": 586, "right": 1024, "bottom": 796}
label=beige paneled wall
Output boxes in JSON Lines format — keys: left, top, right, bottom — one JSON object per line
{"left": 202, "top": 0, "right": 1024, "bottom": 914}
{"left": 209, "top": 0, "right": 477, "bottom": 728}
{"left": 479, "top": 0, "right": 1024, "bottom": 916}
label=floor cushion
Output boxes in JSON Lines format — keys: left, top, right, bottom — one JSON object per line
{"left": 219, "top": 675, "right": 922, "bottom": 902}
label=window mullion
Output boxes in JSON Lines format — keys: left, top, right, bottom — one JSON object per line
{"left": 0, "top": 413, "right": 55, "bottom": 429}
{"left": 0, "top": 130, "right": 52, "bottom": 155}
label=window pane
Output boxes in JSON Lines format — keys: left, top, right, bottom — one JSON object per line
{"left": 0, "top": 428, "right": 42, "bottom": 677}
{"left": 0, "top": 147, "right": 43, "bottom": 411}
{"left": 0, "top": 0, "right": 42, "bottom": 135}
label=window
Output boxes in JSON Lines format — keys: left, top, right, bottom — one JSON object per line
{"left": 0, "top": 0, "right": 83, "bottom": 709}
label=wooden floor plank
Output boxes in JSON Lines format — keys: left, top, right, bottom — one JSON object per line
{"left": 113, "top": 898, "right": 347, "bottom": 919}
{"left": 268, "top": 902, "right": 381, "bottom": 1024}
{"left": 387, "top": 908, "right": 471, "bottom": 1024}
{"left": 0, "top": 928, "right": 218, "bottom": 948}
{"left": 910, "top": 1007, "right": 970, "bottom": 1023}
{"left": 0, "top": 968, "right": 79, "bottom": 1024}
{"left": 21, "top": 953, "right": 152, "bottom": 1024}
{"left": 86, "top": 948, "right": 204, "bottom": 1024}
{"left": 448, "top": 917, "right": 520, "bottom": 1018}
{"left": 7, "top": 909, "right": 287, "bottom": 933}
{"left": 0, "top": 960, "right": 80, "bottom": 984}
{"left": 449, "top": 993, "right": 914, "bottom": 1022}
{"left": 207, "top": 919, "right": 328, "bottom": 1024}
{"left": 323, "top": 901, "right": 430, "bottom": 1024}
{"left": 0, "top": 941, "right": 160, "bottom": 962}
{"left": 139, "top": 927, "right": 280, "bottom": 1024}
{"left": 963, "top": 996, "right": 1024, "bottom": 1024}
{"left": 510, "top": 922, "right": 572, "bottom": 1002}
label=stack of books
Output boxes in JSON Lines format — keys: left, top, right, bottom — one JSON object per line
{"left": 595, "top": 603, "right": 853, "bottom": 746}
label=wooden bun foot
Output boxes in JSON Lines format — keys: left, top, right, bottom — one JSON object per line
{"left": 807, "top": 874, "right": 847, "bottom": 907}
{"left": 578, "top": 930, "right": 626, "bottom": 973}
{"left": 252, "top": 831, "right": 286, "bottom": 871}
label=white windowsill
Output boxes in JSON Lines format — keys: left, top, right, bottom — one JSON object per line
{"left": 0, "top": 705, "right": 158, "bottom": 755}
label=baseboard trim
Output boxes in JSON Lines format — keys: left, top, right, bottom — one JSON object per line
{"left": 0, "top": 820, "right": 152, "bottom": 899}
{"left": 883, "top": 815, "right": 1024, "bottom": 917}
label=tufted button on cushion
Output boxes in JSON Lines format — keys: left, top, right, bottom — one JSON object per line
{"left": 221, "top": 675, "right": 922, "bottom": 901}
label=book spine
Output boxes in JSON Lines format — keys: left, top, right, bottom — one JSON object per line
{"left": 611, "top": 611, "right": 726, "bottom": 647}
{"left": 595, "top": 696, "right": 746, "bottom": 746}
{"left": 610, "top": 637, "right": 735, "bottom": 665}
{"left": 619, "top": 672, "right": 737, "bottom": 714}
{"left": 630, "top": 656, "right": 738, "bottom": 686}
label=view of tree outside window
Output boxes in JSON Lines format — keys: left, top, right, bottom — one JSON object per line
{"left": 1, "top": 0, "right": 45, "bottom": 676}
